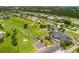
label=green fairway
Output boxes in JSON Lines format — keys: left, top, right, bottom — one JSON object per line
{"left": 0, "top": 17, "right": 53, "bottom": 53}
{"left": 0, "top": 17, "right": 37, "bottom": 53}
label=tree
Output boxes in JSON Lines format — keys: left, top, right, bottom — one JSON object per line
{"left": 6, "top": 32, "right": 10, "bottom": 37}
{"left": 48, "top": 31, "right": 52, "bottom": 36}
{"left": 40, "top": 39, "right": 43, "bottom": 43}
{"left": 11, "top": 29, "right": 16, "bottom": 39}
{"left": 40, "top": 24, "right": 46, "bottom": 29}
{"left": 11, "top": 35, "right": 15, "bottom": 39}
{"left": 76, "top": 48, "right": 79, "bottom": 53}
{"left": 0, "top": 37, "right": 4, "bottom": 43}
{"left": 47, "top": 24, "right": 51, "bottom": 30}
{"left": 60, "top": 42, "right": 66, "bottom": 49}
{"left": 3, "top": 16, "right": 10, "bottom": 19}
{"left": 13, "top": 29, "right": 17, "bottom": 36}
{"left": 11, "top": 38, "right": 17, "bottom": 46}
{"left": 65, "top": 39, "right": 72, "bottom": 46}
{"left": 23, "top": 24, "right": 28, "bottom": 29}
{"left": 60, "top": 39, "right": 72, "bottom": 49}
{"left": 64, "top": 20, "right": 71, "bottom": 25}
{"left": 45, "top": 36, "right": 51, "bottom": 41}
{"left": 0, "top": 24, "right": 4, "bottom": 30}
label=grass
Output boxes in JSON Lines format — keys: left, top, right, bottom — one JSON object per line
{"left": 43, "top": 39, "right": 54, "bottom": 46}
{"left": 29, "top": 25, "right": 48, "bottom": 38}
{"left": 70, "top": 18, "right": 79, "bottom": 25}
{"left": 0, "top": 17, "right": 37, "bottom": 52}
{"left": 66, "top": 45, "right": 73, "bottom": 49}
{"left": 67, "top": 31, "right": 79, "bottom": 40}
{"left": 0, "top": 17, "right": 53, "bottom": 53}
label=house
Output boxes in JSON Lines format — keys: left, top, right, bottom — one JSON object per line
{"left": 47, "top": 16, "right": 54, "bottom": 21}
{"left": 59, "top": 35, "right": 69, "bottom": 42}
{"left": 52, "top": 29, "right": 65, "bottom": 37}
{"left": 57, "top": 16, "right": 69, "bottom": 20}
{"left": 0, "top": 31, "right": 6, "bottom": 38}
{"left": 0, "top": 16, "right": 3, "bottom": 18}
{"left": 52, "top": 30, "right": 61, "bottom": 38}
{"left": 76, "top": 30, "right": 79, "bottom": 34}
{"left": 0, "top": 31, "right": 6, "bottom": 35}
{"left": 0, "top": 31, "right": 6, "bottom": 43}
{"left": 52, "top": 30, "right": 69, "bottom": 42}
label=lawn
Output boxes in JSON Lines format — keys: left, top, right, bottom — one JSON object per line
{"left": 0, "top": 17, "right": 53, "bottom": 53}
{"left": 0, "top": 17, "right": 37, "bottom": 53}
{"left": 67, "top": 31, "right": 79, "bottom": 40}
{"left": 70, "top": 18, "right": 79, "bottom": 25}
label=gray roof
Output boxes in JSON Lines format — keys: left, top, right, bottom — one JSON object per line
{"left": 59, "top": 35, "right": 68, "bottom": 42}
{"left": 52, "top": 30, "right": 63, "bottom": 37}
{"left": 52, "top": 30, "right": 69, "bottom": 42}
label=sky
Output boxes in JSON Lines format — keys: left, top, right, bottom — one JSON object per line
{"left": 0, "top": 0, "right": 79, "bottom": 6}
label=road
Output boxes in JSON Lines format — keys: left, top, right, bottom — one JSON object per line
{"left": 37, "top": 44, "right": 60, "bottom": 53}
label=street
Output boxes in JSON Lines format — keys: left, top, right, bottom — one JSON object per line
{"left": 37, "top": 44, "right": 60, "bottom": 53}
